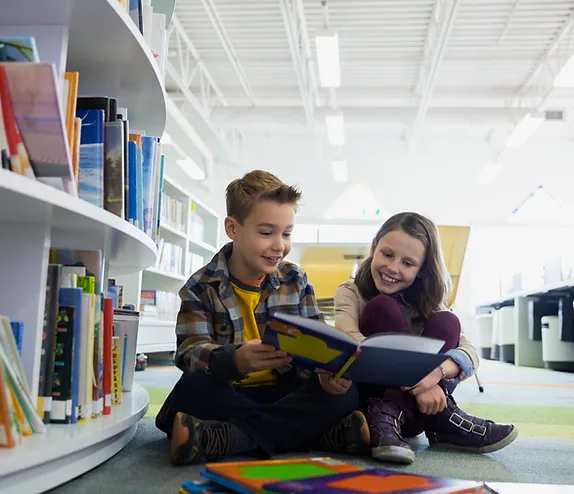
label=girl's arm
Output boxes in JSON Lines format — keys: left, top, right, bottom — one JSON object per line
{"left": 441, "top": 333, "right": 479, "bottom": 393}
{"left": 333, "top": 283, "right": 366, "bottom": 344}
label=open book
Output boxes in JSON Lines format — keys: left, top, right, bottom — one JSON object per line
{"left": 262, "top": 313, "right": 449, "bottom": 387}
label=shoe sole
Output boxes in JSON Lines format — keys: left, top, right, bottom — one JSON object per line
{"left": 372, "top": 445, "right": 415, "bottom": 464}
{"left": 430, "top": 426, "right": 519, "bottom": 454}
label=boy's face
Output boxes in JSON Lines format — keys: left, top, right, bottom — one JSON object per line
{"left": 225, "top": 200, "right": 295, "bottom": 279}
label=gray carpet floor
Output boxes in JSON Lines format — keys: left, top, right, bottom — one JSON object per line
{"left": 48, "top": 417, "right": 574, "bottom": 493}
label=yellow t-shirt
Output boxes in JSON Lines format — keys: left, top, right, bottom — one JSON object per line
{"left": 231, "top": 276, "right": 278, "bottom": 387}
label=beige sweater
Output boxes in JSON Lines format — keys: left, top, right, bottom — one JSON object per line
{"left": 334, "top": 280, "right": 478, "bottom": 379}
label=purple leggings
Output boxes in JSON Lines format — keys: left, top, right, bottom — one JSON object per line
{"left": 358, "top": 294, "right": 461, "bottom": 435}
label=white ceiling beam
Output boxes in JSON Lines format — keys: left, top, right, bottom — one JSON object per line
{"left": 497, "top": 0, "right": 521, "bottom": 44}
{"left": 278, "top": 0, "right": 318, "bottom": 128}
{"left": 198, "top": 0, "right": 257, "bottom": 105}
{"left": 166, "top": 15, "right": 238, "bottom": 160}
{"left": 516, "top": 11, "right": 574, "bottom": 96}
{"left": 169, "top": 91, "right": 568, "bottom": 109}
{"left": 409, "top": 0, "right": 461, "bottom": 148}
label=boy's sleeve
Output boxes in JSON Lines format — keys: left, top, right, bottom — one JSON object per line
{"left": 175, "top": 284, "right": 245, "bottom": 381}
{"left": 298, "top": 271, "right": 324, "bottom": 321}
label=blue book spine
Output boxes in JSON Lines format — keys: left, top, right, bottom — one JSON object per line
{"left": 136, "top": 145, "right": 144, "bottom": 230}
{"left": 10, "top": 322, "right": 23, "bottom": 355}
{"left": 58, "top": 287, "right": 84, "bottom": 424}
{"left": 155, "top": 153, "right": 165, "bottom": 242}
{"left": 127, "top": 141, "right": 138, "bottom": 226}
{"left": 141, "top": 136, "right": 157, "bottom": 237}
{"left": 76, "top": 109, "right": 104, "bottom": 208}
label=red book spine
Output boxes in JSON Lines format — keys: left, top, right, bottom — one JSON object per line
{"left": 103, "top": 298, "right": 114, "bottom": 415}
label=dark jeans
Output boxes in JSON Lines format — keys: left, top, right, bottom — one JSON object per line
{"left": 169, "top": 371, "right": 358, "bottom": 456}
{"left": 358, "top": 294, "right": 461, "bottom": 435}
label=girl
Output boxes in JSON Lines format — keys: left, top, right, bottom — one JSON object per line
{"left": 334, "top": 212, "right": 518, "bottom": 464}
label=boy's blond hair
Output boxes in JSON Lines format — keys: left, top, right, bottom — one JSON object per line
{"left": 225, "top": 170, "right": 302, "bottom": 223}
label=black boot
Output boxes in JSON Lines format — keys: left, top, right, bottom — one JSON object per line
{"left": 425, "top": 394, "right": 518, "bottom": 453}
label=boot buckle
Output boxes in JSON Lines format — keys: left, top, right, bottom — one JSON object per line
{"left": 449, "top": 413, "right": 472, "bottom": 433}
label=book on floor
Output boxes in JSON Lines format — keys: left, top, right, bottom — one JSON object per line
{"left": 263, "top": 468, "right": 489, "bottom": 494}
{"left": 201, "top": 457, "right": 362, "bottom": 494}
{"left": 262, "top": 312, "right": 448, "bottom": 387}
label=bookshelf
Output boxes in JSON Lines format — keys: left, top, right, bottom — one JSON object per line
{"left": 0, "top": 384, "right": 149, "bottom": 494}
{"left": 0, "top": 0, "right": 168, "bottom": 491}
{"left": 136, "top": 172, "right": 221, "bottom": 355}
{"left": 1, "top": 0, "right": 167, "bottom": 135}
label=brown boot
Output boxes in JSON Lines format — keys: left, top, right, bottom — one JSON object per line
{"left": 367, "top": 397, "right": 415, "bottom": 464}
{"left": 314, "top": 411, "right": 371, "bottom": 456}
{"left": 425, "top": 394, "right": 518, "bottom": 453}
{"left": 170, "top": 412, "right": 234, "bottom": 465}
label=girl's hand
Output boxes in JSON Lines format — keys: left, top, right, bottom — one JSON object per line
{"left": 317, "top": 372, "right": 352, "bottom": 395}
{"left": 402, "top": 367, "right": 442, "bottom": 396}
{"left": 414, "top": 384, "right": 447, "bottom": 415}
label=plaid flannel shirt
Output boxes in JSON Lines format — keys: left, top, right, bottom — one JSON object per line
{"left": 174, "top": 242, "right": 324, "bottom": 376}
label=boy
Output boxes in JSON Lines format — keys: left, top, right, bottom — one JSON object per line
{"left": 156, "top": 170, "right": 370, "bottom": 465}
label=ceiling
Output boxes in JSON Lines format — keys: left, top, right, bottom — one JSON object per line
{"left": 165, "top": 0, "right": 574, "bottom": 225}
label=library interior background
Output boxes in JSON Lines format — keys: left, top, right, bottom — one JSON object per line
{"left": 1, "top": 0, "right": 574, "bottom": 493}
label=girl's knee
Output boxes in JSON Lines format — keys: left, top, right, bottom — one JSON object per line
{"left": 364, "top": 294, "right": 403, "bottom": 315}
{"left": 360, "top": 294, "right": 408, "bottom": 336}
{"left": 428, "top": 310, "right": 461, "bottom": 332}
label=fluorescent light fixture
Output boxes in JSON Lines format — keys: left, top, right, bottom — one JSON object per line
{"left": 331, "top": 159, "right": 348, "bottom": 182}
{"left": 475, "top": 162, "right": 502, "bottom": 185}
{"left": 505, "top": 113, "right": 544, "bottom": 149}
{"left": 177, "top": 158, "right": 206, "bottom": 181}
{"left": 325, "top": 112, "right": 345, "bottom": 146}
{"left": 161, "top": 132, "right": 172, "bottom": 145}
{"left": 315, "top": 29, "right": 341, "bottom": 88}
{"left": 554, "top": 54, "right": 574, "bottom": 87}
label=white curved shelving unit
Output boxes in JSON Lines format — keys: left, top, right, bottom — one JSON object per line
{"left": 0, "top": 385, "right": 150, "bottom": 494}
{"left": 0, "top": 169, "right": 157, "bottom": 275}
{"left": 0, "top": 0, "right": 167, "bottom": 136}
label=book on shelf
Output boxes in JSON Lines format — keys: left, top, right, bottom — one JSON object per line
{"left": 262, "top": 313, "right": 448, "bottom": 387}
{"left": 0, "top": 314, "right": 45, "bottom": 448}
{"left": 0, "top": 38, "right": 169, "bottom": 248}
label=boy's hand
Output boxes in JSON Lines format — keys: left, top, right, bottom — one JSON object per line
{"left": 317, "top": 371, "right": 352, "bottom": 395}
{"left": 234, "top": 339, "right": 292, "bottom": 374}
{"left": 414, "top": 384, "right": 447, "bottom": 415}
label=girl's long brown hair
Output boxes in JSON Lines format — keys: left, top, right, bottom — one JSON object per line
{"left": 354, "top": 212, "right": 451, "bottom": 319}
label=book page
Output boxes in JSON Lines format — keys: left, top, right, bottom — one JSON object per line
{"left": 360, "top": 333, "right": 444, "bottom": 354}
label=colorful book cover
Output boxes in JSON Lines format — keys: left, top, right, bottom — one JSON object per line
{"left": 51, "top": 305, "right": 75, "bottom": 424}
{"left": 76, "top": 109, "right": 105, "bottom": 208}
{"left": 0, "top": 62, "right": 73, "bottom": 181}
{"left": 0, "top": 37, "right": 39, "bottom": 62}
{"left": 0, "top": 360, "right": 21, "bottom": 448}
{"left": 263, "top": 469, "right": 487, "bottom": 494}
{"left": 0, "top": 65, "right": 35, "bottom": 178}
{"left": 104, "top": 121, "right": 125, "bottom": 218}
{"left": 262, "top": 313, "right": 447, "bottom": 387}
{"left": 203, "top": 458, "right": 362, "bottom": 494}
{"left": 103, "top": 298, "right": 114, "bottom": 415}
